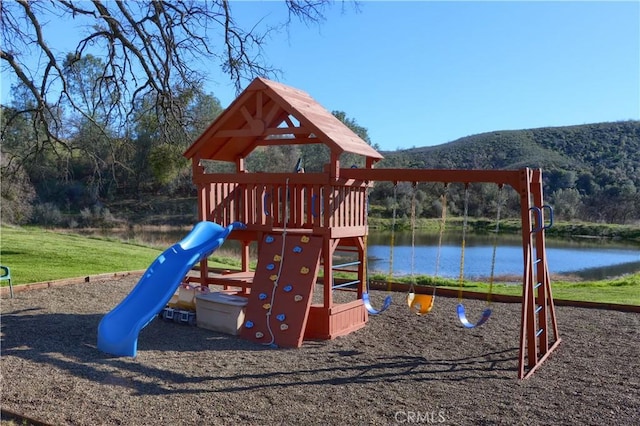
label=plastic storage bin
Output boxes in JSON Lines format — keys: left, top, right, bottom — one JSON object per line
{"left": 195, "top": 292, "right": 248, "bottom": 335}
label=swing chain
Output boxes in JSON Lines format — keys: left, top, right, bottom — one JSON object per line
{"left": 458, "top": 184, "right": 471, "bottom": 300}
{"left": 487, "top": 184, "right": 505, "bottom": 304}
{"left": 388, "top": 182, "right": 398, "bottom": 281}
{"left": 409, "top": 182, "right": 417, "bottom": 293}
{"left": 435, "top": 184, "right": 448, "bottom": 278}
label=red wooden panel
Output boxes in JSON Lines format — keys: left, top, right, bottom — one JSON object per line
{"left": 240, "top": 233, "right": 322, "bottom": 348}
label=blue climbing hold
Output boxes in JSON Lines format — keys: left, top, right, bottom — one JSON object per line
{"left": 283, "top": 285, "right": 293, "bottom": 292}
{"left": 245, "top": 320, "right": 254, "bottom": 328}
{"left": 266, "top": 263, "right": 275, "bottom": 270}
{"left": 259, "top": 293, "right": 268, "bottom": 300}
{"left": 266, "top": 236, "right": 275, "bottom": 243}
{"left": 276, "top": 314, "right": 286, "bottom": 322}
{"left": 293, "top": 246, "right": 302, "bottom": 253}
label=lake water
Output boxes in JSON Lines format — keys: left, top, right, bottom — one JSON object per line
{"left": 74, "top": 226, "right": 639, "bottom": 281}
{"left": 367, "top": 231, "right": 640, "bottom": 280}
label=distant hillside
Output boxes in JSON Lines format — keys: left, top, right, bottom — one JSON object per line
{"left": 377, "top": 121, "right": 640, "bottom": 223}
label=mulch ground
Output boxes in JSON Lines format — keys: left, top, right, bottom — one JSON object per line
{"left": 1, "top": 274, "right": 638, "bottom": 425}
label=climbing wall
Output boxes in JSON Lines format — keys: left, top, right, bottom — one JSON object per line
{"left": 240, "top": 233, "right": 322, "bottom": 348}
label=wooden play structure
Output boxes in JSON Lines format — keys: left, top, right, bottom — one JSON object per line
{"left": 183, "top": 77, "right": 560, "bottom": 379}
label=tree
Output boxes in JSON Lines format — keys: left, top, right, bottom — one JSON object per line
{"left": 551, "top": 188, "right": 582, "bottom": 221}
{"left": 0, "top": 151, "right": 36, "bottom": 224}
{"left": 126, "top": 86, "right": 224, "bottom": 194}
{"left": 1, "top": 0, "right": 336, "bottom": 158}
{"left": 2, "top": 1, "right": 341, "bottom": 212}
{"left": 296, "top": 110, "right": 378, "bottom": 172}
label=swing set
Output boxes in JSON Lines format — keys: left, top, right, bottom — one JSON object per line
{"left": 406, "top": 183, "right": 439, "bottom": 316}
{"left": 364, "top": 182, "right": 443, "bottom": 316}
{"left": 184, "top": 76, "right": 560, "bottom": 379}
{"left": 454, "top": 184, "right": 503, "bottom": 328}
{"left": 349, "top": 168, "right": 560, "bottom": 379}
{"left": 364, "top": 181, "right": 504, "bottom": 329}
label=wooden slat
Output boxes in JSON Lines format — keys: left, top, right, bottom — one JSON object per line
{"left": 341, "top": 168, "right": 524, "bottom": 190}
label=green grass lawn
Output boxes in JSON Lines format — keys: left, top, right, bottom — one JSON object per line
{"left": 0, "top": 226, "right": 235, "bottom": 285}
{"left": 1, "top": 225, "right": 638, "bottom": 305}
{"left": 368, "top": 272, "right": 640, "bottom": 306}
{"left": 446, "top": 276, "right": 640, "bottom": 305}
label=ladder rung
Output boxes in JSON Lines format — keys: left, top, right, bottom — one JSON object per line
{"left": 332, "top": 261, "right": 361, "bottom": 269}
{"left": 534, "top": 282, "right": 542, "bottom": 290}
{"left": 536, "top": 328, "right": 544, "bottom": 337}
{"left": 535, "top": 305, "right": 543, "bottom": 314}
{"left": 332, "top": 280, "right": 360, "bottom": 289}
{"left": 533, "top": 258, "right": 542, "bottom": 264}
{"left": 332, "top": 268, "right": 358, "bottom": 273}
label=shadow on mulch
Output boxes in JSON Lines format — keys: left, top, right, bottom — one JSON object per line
{"left": 1, "top": 307, "right": 518, "bottom": 398}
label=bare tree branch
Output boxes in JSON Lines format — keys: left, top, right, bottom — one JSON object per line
{"left": 1, "top": 0, "right": 337, "bottom": 171}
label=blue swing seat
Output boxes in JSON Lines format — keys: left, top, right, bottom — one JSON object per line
{"left": 457, "top": 303, "right": 492, "bottom": 328}
{"left": 362, "top": 292, "right": 392, "bottom": 315}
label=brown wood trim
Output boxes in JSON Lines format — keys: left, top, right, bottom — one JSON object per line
{"left": 0, "top": 270, "right": 146, "bottom": 297}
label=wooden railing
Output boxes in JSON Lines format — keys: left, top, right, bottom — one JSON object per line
{"left": 196, "top": 172, "right": 368, "bottom": 231}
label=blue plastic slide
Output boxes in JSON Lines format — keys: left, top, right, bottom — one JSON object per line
{"left": 97, "top": 221, "right": 244, "bottom": 357}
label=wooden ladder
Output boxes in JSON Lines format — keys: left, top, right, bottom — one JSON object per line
{"left": 518, "top": 171, "right": 562, "bottom": 379}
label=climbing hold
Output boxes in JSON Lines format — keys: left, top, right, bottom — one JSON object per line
{"left": 276, "top": 314, "right": 286, "bottom": 322}
{"left": 266, "top": 263, "right": 275, "bottom": 270}
{"left": 265, "top": 236, "right": 274, "bottom": 243}
{"left": 245, "top": 320, "right": 254, "bottom": 328}
{"left": 280, "top": 324, "right": 289, "bottom": 331}
{"left": 270, "top": 274, "right": 278, "bottom": 281}
{"left": 273, "top": 254, "right": 282, "bottom": 262}
{"left": 293, "top": 246, "right": 302, "bottom": 253}
{"left": 263, "top": 303, "right": 271, "bottom": 310}
{"left": 300, "top": 266, "right": 309, "bottom": 274}
{"left": 283, "top": 285, "right": 293, "bottom": 292}
{"left": 294, "top": 295, "right": 303, "bottom": 302}
{"left": 259, "top": 293, "right": 268, "bottom": 300}
{"left": 301, "top": 235, "right": 310, "bottom": 243}
{"left": 255, "top": 332, "right": 264, "bottom": 338}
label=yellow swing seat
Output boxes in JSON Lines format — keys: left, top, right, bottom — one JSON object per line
{"left": 407, "top": 292, "right": 434, "bottom": 315}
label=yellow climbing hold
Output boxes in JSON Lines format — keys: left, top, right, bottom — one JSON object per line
{"left": 270, "top": 274, "right": 278, "bottom": 281}
{"left": 300, "top": 266, "right": 309, "bottom": 274}
{"left": 301, "top": 235, "right": 310, "bottom": 243}
{"left": 273, "top": 254, "right": 282, "bottom": 262}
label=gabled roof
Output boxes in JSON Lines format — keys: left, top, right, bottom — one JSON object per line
{"left": 183, "top": 77, "right": 383, "bottom": 162}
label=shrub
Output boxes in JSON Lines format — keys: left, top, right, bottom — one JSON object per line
{"left": 31, "top": 202, "right": 63, "bottom": 227}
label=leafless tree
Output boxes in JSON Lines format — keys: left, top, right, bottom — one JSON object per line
{"left": 0, "top": 0, "right": 334, "bottom": 145}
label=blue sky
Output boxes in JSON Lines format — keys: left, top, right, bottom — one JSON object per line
{"left": 2, "top": 1, "right": 638, "bottom": 151}
{"left": 214, "top": 0, "right": 639, "bottom": 150}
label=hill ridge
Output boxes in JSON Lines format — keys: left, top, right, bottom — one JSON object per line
{"left": 377, "top": 120, "right": 640, "bottom": 223}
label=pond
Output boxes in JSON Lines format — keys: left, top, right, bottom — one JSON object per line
{"left": 71, "top": 226, "right": 639, "bottom": 281}
{"left": 367, "top": 231, "right": 640, "bottom": 280}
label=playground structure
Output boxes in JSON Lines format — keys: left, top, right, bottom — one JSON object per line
{"left": 182, "top": 77, "right": 560, "bottom": 379}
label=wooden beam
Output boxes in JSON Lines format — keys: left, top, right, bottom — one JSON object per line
{"left": 340, "top": 168, "right": 526, "bottom": 190}
{"left": 215, "top": 128, "right": 258, "bottom": 138}
{"left": 264, "top": 127, "right": 312, "bottom": 136}
{"left": 255, "top": 137, "right": 315, "bottom": 146}
{"left": 264, "top": 102, "right": 281, "bottom": 125}
{"left": 240, "top": 105, "right": 254, "bottom": 124}
{"left": 256, "top": 91, "right": 263, "bottom": 119}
